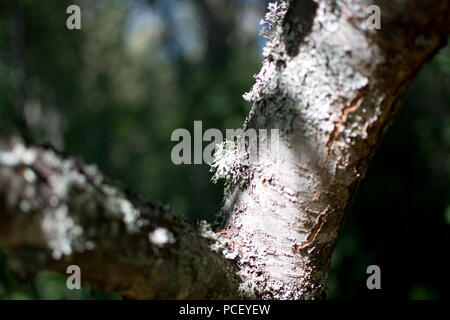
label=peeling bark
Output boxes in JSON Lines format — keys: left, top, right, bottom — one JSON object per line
{"left": 0, "top": 0, "right": 449, "bottom": 300}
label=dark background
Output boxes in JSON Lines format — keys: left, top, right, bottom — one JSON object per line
{"left": 0, "top": 0, "right": 449, "bottom": 299}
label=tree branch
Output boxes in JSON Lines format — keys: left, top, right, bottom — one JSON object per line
{"left": 213, "top": 0, "right": 450, "bottom": 299}
{"left": 0, "top": 136, "right": 240, "bottom": 299}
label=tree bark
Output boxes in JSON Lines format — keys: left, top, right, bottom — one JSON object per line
{"left": 1, "top": 0, "right": 449, "bottom": 299}
{"left": 0, "top": 137, "right": 241, "bottom": 299}
{"left": 213, "top": 0, "right": 450, "bottom": 299}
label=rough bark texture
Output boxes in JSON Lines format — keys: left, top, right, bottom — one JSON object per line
{"left": 0, "top": 136, "right": 240, "bottom": 299}
{"left": 0, "top": 0, "right": 449, "bottom": 300}
{"left": 213, "top": 0, "right": 450, "bottom": 299}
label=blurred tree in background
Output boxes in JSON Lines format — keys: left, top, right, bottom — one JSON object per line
{"left": 0, "top": 0, "right": 448, "bottom": 299}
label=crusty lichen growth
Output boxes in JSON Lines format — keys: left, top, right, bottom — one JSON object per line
{"left": 216, "top": 0, "right": 450, "bottom": 300}
{"left": 238, "top": 278, "right": 260, "bottom": 300}
{"left": 198, "top": 220, "right": 226, "bottom": 253}
{"left": 199, "top": 220, "right": 260, "bottom": 299}
{"left": 260, "top": 1, "right": 289, "bottom": 59}
{"left": 198, "top": 220, "right": 238, "bottom": 260}
{"left": 210, "top": 139, "right": 252, "bottom": 191}
{"left": 0, "top": 137, "right": 155, "bottom": 259}
{"left": 0, "top": 136, "right": 243, "bottom": 299}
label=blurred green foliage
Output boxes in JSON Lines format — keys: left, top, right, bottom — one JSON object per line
{"left": 0, "top": 0, "right": 448, "bottom": 299}
{"left": 0, "top": 251, "right": 120, "bottom": 299}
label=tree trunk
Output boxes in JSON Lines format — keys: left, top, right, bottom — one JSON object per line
{"left": 0, "top": 0, "right": 449, "bottom": 299}
{"left": 213, "top": 0, "right": 450, "bottom": 299}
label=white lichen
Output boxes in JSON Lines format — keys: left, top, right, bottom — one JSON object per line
{"left": 149, "top": 227, "right": 175, "bottom": 248}
{"left": 23, "top": 168, "right": 37, "bottom": 183}
{"left": 117, "top": 198, "right": 140, "bottom": 232}
{"left": 41, "top": 205, "right": 83, "bottom": 259}
{"left": 0, "top": 141, "right": 36, "bottom": 166}
{"left": 238, "top": 278, "right": 260, "bottom": 299}
{"left": 210, "top": 139, "right": 251, "bottom": 190}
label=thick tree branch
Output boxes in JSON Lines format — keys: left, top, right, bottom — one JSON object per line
{"left": 0, "top": 136, "right": 241, "bottom": 299}
{"left": 213, "top": 0, "right": 450, "bottom": 299}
